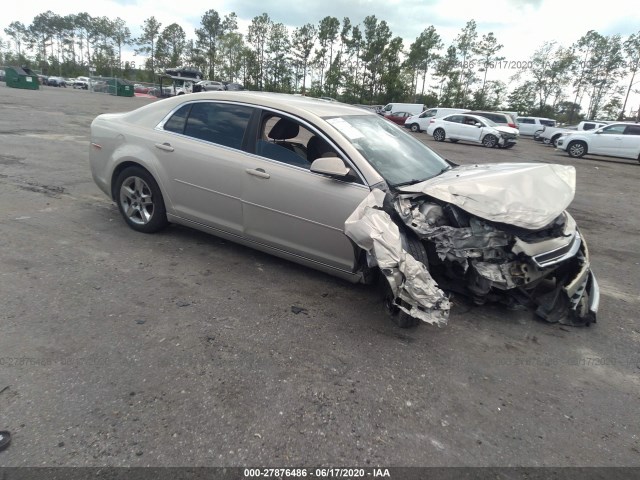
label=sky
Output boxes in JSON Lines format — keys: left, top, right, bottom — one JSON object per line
{"left": 3, "top": 0, "right": 640, "bottom": 113}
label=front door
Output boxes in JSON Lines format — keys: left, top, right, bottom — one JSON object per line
{"left": 241, "top": 113, "right": 369, "bottom": 273}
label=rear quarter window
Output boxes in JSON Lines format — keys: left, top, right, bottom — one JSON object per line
{"left": 163, "top": 104, "right": 191, "bottom": 134}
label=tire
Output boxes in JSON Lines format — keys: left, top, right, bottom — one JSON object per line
{"left": 433, "top": 128, "right": 446, "bottom": 142}
{"left": 552, "top": 135, "right": 561, "bottom": 148}
{"left": 567, "top": 141, "right": 587, "bottom": 158}
{"left": 379, "top": 277, "right": 420, "bottom": 329}
{"left": 409, "top": 123, "right": 420, "bottom": 133}
{"left": 482, "top": 134, "right": 498, "bottom": 148}
{"left": 114, "top": 166, "right": 168, "bottom": 233}
{"left": 449, "top": 139, "right": 459, "bottom": 143}
{"left": 543, "top": 137, "right": 551, "bottom": 145}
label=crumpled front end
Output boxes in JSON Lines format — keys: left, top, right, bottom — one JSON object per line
{"left": 344, "top": 190, "right": 450, "bottom": 326}
{"left": 345, "top": 173, "right": 599, "bottom": 327}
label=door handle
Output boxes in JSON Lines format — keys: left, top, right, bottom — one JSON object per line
{"left": 155, "top": 142, "right": 174, "bottom": 152}
{"left": 245, "top": 168, "right": 270, "bottom": 179}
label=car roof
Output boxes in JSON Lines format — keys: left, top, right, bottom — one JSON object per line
{"left": 131, "top": 91, "right": 374, "bottom": 121}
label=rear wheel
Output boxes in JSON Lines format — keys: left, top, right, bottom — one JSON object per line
{"left": 552, "top": 135, "right": 562, "bottom": 147}
{"left": 482, "top": 134, "right": 498, "bottom": 148}
{"left": 409, "top": 123, "right": 420, "bottom": 133}
{"left": 433, "top": 128, "right": 446, "bottom": 142}
{"left": 115, "top": 166, "right": 168, "bottom": 233}
{"left": 567, "top": 141, "right": 587, "bottom": 158}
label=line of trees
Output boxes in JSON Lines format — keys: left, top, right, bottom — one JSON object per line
{"left": 2, "top": 11, "right": 640, "bottom": 120}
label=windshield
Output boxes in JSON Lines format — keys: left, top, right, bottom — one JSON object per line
{"left": 326, "top": 115, "right": 450, "bottom": 187}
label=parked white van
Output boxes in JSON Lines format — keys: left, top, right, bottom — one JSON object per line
{"left": 381, "top": 103, "right": 425, "bottom": 116}
{"left": 405, "top": 108, "right": 468, "bottom": 132}
{"left": 516, "top": 117, "right": 556, "bottom": 136}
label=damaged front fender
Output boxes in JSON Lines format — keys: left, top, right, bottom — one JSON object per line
{"left": 344, "top": 189, "right": 450, "bottom": 326}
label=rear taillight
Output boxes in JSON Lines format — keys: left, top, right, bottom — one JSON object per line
{"left": 508, "top": 123, "right": 516, "bottom": 128}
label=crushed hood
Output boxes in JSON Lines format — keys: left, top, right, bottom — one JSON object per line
{"left": 398, "top": 163, "right": 576, "bottom": 230}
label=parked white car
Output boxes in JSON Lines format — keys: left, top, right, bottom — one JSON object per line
{"left": 405, "top": 108, "right": 468, "bottom": 132}
{"left": 427, "top": 113, "right": 519, "bottom": 148}
{"left": 556, "top": 122, "right": 640, "bottom": 161}
{"left": 516, "top": 117, "right": 556, "bottom": 136}
{"left": 540, "top": 120, "right": 610, "bottom": 147}
{"left": 73, "top": 76, "right": 90, "bottom": 89}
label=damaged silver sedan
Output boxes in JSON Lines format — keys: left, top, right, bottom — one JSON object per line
{"left": 90, "top": 92, "right": 598, "bottom": 328}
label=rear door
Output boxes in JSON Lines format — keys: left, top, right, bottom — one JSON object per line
{"left": 442, "top": 115, "right": 464, "bottom": 139}
{"left": 153, "top": 101, "right": 254, "bottom": 235}
{"left": 455, "top": 115, "right": 481, "bottom": 141}
{"left": 241, "top": 111, "right": 369, "bottom": 273}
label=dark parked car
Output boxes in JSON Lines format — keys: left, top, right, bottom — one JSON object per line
{"left": 47, "top": 76, "right": 67, "bottom": 87}
{"left": 384, "top": 111, "right": 412, "bottom": 126}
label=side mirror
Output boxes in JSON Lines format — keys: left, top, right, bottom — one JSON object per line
{"left": 475, "top": 123, "right": 482, "bottom": 127}
{"left": 311, "top": 156, "right": 351, "bottom": 179}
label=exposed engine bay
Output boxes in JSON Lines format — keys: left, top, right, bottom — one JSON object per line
{"left": 345, "top": 163, "right": 599, "bottom": 328}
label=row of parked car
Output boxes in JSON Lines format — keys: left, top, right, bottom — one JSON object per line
{"left": 383, "top": 106, "right": 523, "bottom": 149}
{"left": 534, "top": 119, "right": 640, "bottom": 163}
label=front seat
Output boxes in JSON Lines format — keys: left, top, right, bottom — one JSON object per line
{"left": 306, "top": 135, "right": 335, "bottom": 161}
{"left": 268, "top": 119, "right": 300, "bottom": 150}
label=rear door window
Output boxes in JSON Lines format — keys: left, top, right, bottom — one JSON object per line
{"left": 624, "top": 125, "right": 640, "bottom": 136}
{"left": 183, "top": 102, "right": 253, "bottom": 149}
{"left": 599, "top": 124, "right": 626, "bottom": 135}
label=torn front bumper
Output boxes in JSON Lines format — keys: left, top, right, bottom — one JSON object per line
{"left": 536, "top": 236, "right": 599, "bottom": 326}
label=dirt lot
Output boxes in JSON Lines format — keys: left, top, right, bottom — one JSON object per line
{"left": 0, "top": 85, "right": 639, "bottom": 468}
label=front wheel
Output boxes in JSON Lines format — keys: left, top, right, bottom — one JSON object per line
{"left": 379, "top": 277, "right": 420, "bottom": 329}
{"left": 552, "top": 135, "right": 562, "bottom": 148}
{"left": 433, "top": 128, "right": 446, "bottom": 142}
{"left": 567, "top": 141, "right": 587, "bottom": 158}
{"left": 482, "top": 134, "right": 498, "bottom": 148}
{"left": 409, "top": 123, "right": 420, "bottom": 133}
{"left": 115, "top": 166, "right": 168, "bottom": 233}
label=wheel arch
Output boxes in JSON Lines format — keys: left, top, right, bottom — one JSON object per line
{"left": 111, "top": 160, "right": 157, "bottom": 201}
